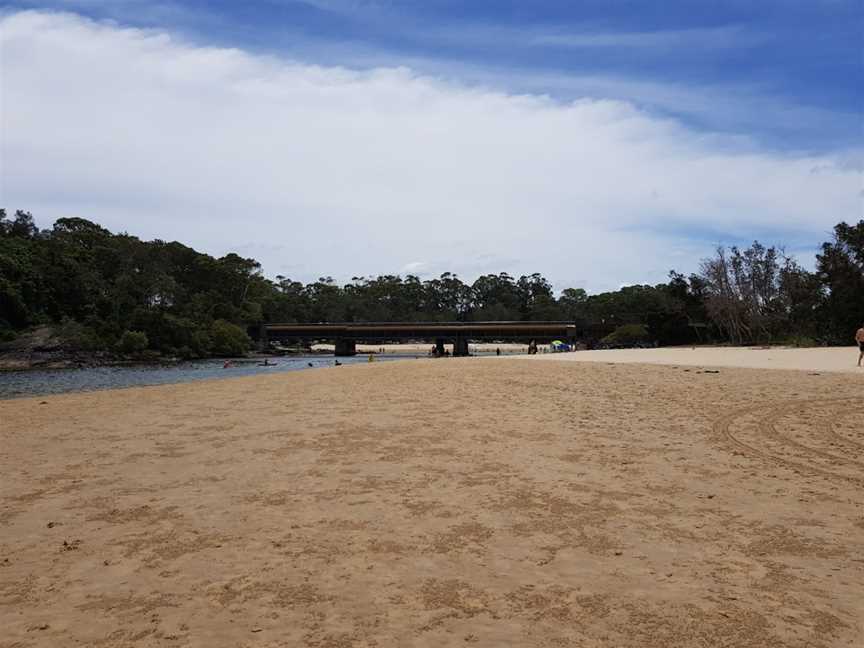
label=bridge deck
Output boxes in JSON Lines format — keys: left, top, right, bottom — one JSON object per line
{"left": 264, "top": 321, "right": 579, "bottom": 339}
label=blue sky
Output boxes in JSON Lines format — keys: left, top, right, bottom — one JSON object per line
{"left": 1, "top": 2, "right": 861, "bottom": 290}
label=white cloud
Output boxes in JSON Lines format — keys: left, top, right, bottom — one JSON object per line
{"left": 0, "top": 10, "right": 860, "bottom": 292}
{"left": 399, "top": 261, "right": 428, "bottom": 274}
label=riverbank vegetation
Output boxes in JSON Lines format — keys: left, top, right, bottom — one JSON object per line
{"left": 1, "top": 209, "right": 862, "bottom": 359}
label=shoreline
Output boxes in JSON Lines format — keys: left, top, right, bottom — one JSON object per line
{"left": 4, "top": 345, "right": 860, "bottom": 402}
{"left": 0, "top": 353, "right": 426, "bottom": 401}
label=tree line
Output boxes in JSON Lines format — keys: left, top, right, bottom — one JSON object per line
{"left": 1, "top": 209, "right": 862, "bottom": 357}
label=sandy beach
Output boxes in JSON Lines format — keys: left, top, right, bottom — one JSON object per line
{"left": 2, "top": 352, "right": 863, "bottom": 647}
{"left": 525, "top": 346, "right": 864, "bottom": 374}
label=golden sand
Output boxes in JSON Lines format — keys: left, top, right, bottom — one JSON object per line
{"left": 526, "top": 345, "right": 864, "bottom": 374}
{"left": 1, "top": 358, "right": 862, "bottom": 647}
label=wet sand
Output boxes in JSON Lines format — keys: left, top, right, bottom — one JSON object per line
{"left": 1, "top": 358, "right": 862, "bottom": 647}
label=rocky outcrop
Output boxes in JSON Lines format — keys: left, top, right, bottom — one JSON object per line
{"left": 0, "top": 327, "right": 105, "bottom": 371}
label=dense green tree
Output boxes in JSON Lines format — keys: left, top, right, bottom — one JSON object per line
{"left": 7, "top": 210, "right": 39, "bottom": 239}
{"left": 1, "top": 210, "right": 858, "bottom": 354}
{"left": 816, "top": 221, "right": 864, "bottom": 342}
{"left": 558, "top": 288, "right": 588, "bottom": 320}
{"left": 423, "top": 273, "right": 472, "bottom": 321}
{"left": 470, "top": 273, "right": 522, "bottom": 320}
{"left": 580, "top": 283, "right": 694, "bottom": 345}
{"left": 516, "top": 273, "right": 561, "bottom": 320}
{"left": 778, "top": 260, "right": 824, "bottom": 342}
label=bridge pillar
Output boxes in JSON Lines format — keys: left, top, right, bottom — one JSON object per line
{"left": 334, "top": 338, "right": 357, "bottom": 356}
{"left": 257, "top": 323, "right": 269, "bottom": 352}
{"left": 453, "top": 335, "right": 469, "bottom": 357}
{"left": 435, "top": 339, "right": 446, "bottom": 357}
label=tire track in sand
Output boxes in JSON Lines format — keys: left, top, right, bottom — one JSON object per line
{"left": 822, "top": 410, "right": 864, "bottom": 452}
{"left": 758, "top": 403, "right": 864, "bottom": 469}
{"left": 713, "top": 398, "right": 864, "bottom": 487}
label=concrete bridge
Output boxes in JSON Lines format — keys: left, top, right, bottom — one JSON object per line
{"left": 262, "top": 321, "right": 585, "bottom": 356}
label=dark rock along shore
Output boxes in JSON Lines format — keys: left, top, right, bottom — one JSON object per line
{"left": 0, "top": 327, "right": 107, "bottom": 371}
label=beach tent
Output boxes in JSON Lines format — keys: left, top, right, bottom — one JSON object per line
{"left": 550, "top": 340, "right": 571, "bottom": 352}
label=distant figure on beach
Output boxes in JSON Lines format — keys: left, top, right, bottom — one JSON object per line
{"left": 223, "top": 360, "right": 233, "bottom": 369}
{"left": 335, "top": 360, "right": 342, "bottom": 367}
{"left": 856, "top": 324, "right": 864, "bottom": 367}
{"left": 496, "top": 347, "right": 501, "bottom": 356}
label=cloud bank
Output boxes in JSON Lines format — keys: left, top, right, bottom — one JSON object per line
{"left": 0, "top": 10, "right": 859, "bottom": 291}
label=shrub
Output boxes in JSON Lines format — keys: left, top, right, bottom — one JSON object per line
{"left": 57, "top": 318, "right": 103, "bottom": 351}
{"left": 209, "top": 320, "right": 250, "bottom": 357}
{"left": 176, "top": 345, "right": 194, "bottom": 360}
{"left": 190, "top": 329, "right": 213, "bottom": 357}
{"left": 785, "top": 335, "right": 817, "bottom": 348}
{"left": 602, "top": 323, "right": 650, "bottom": 346}
{"left": 117, "top": 330, "right": 149, "bottom": 355}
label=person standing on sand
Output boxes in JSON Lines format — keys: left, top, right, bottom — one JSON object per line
{"left": 856, "top": 324, "right": 864, "bottom": 367}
